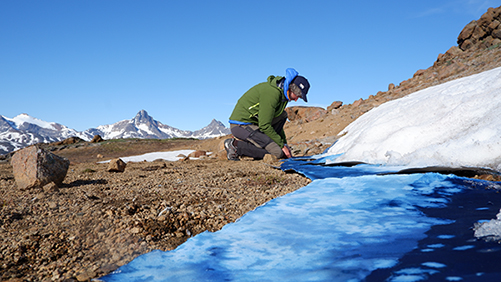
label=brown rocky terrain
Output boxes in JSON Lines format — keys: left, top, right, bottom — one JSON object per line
{"left": 0, "top": 141, "right": 310, "bottom": 281}
{"left": 1, "top": 6, "right": 501, "bottom": 282}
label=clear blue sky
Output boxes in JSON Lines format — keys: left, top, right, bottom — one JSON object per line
{"left": 1, "top": 0, "right": 498, "bottom": 131}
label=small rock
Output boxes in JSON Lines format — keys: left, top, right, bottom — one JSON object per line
{"left": 48, "top": 201, "right": 58, "bottom": 209}
{"left": 43, "top": 182, "right": 59, "bottom": 193}
{"left": 107, "top": 158, "right": 126, "bottom": 172}
{"left": 263, "top": 154, "right": 279, "bottom": 165}
{"left": 188, "top": 150, "right": 207, "bottom": 158}
{"left": 99, "top": 263, "right": 118, "bottom": 275}
{"left": 75, "top": 269, "right": 96, "bottom": 281}
{"left": 352, "top": 98, "right": 363, "bottom": 108}
{"left": 178, "top": 156, "right": 190, "bottom": 162}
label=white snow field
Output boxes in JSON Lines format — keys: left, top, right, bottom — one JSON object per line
{"left": 98, "top": 67, "right": 501, "bottom": 282}
{"left": 100, "top": 150, "right": 196, "bottom": 163}
{"left": 326, "top": 66, "right": 501, "bottom": 171}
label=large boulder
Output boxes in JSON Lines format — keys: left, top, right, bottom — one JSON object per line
{"left": 11, "top": 145, "right": 70, "bottom": 189}
{"left": 457, "top": 6, "right": 501, "bottom": 51}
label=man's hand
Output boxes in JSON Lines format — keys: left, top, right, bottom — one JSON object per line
{"left": 282, "top": 145, "right": 292, "bottom": 158}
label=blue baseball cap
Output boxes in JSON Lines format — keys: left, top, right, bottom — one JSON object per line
{"left": 291, "top": 75, "right": 310, "bottom": 102}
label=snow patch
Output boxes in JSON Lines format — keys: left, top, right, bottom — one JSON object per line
{"left": 327, "top": 66, "right": 501, "bottom": 170}
{"left": 100, "top": 150, "right": 196, "bottom": 163}
{"left": 9, "top": 113, "right": 57, "bottom": 130}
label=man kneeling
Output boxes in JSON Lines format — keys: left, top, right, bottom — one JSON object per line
{"left": 225, "top": 68, "right": 310, "bottom": 161}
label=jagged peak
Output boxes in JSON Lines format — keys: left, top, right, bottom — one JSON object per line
{"left": 208, "top": 119, "right": 224, "bottom": 126}
{"left": 133, "top": 110, "right": 155, "bottom": 124}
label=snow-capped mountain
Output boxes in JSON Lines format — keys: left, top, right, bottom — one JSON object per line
{"left": 0, "top": 110, "right": 230, "bottom": 155}
{"left": 190, "top": 119, "right": 232, "bottom": 139}
{"left": 84, "top": 110, "right": 193, "bottom": 140}
{"left": 0, "top": 114, "right": 91, "bottom": 155}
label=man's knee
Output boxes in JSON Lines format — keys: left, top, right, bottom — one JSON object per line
{"left": 264, "top": 142, "right": 284, "bottom": 158}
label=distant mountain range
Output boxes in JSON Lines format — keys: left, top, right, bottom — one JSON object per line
{"left": 0, "top": 110, "right": 230, "bottom": 155}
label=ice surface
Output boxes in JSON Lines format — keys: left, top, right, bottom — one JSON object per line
{"left": 474, "top": 209, "right": 501, "bottom": 240}
{"left": 326, "top": 66, "right": 501, "bottom": 170}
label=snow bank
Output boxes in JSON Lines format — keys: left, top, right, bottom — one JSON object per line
{"left": 100, "top": 150, "right": 195, "bottom": 163}
{"left": 327, "top": 66, "right": 501, "bottom": 171}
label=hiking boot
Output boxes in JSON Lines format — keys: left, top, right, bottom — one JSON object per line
{"left": 224, "top": 138, "right": 239, "bottom": 161}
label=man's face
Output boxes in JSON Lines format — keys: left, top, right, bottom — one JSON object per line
{"left": 288, "top": 90, "right": 300, "bottom": 102}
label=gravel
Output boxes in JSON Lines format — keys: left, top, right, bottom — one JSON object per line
{"left": 0, "top": 158, "right": 310, "bottom": 281}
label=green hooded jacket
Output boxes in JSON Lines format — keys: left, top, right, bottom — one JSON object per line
{"left": 229, "top": 75, "right": 288, "bottom": 148}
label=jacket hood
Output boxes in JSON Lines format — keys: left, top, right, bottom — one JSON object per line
{"left": 267, "top": 75, "right": 284, "bottom": 90}
{"left": 283, "top": 68, "right": 298, "bottom": 101}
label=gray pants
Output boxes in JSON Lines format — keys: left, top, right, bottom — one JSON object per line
{"left": 230, "top": 111, "right": 287, "bottom": 159}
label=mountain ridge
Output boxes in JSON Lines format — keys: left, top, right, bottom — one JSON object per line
{"left": 0, "top": 110, "right": 230, "bottom": 155}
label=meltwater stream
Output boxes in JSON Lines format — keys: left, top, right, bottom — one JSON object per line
{"left": 98, "top": 156, "right": 501, "bottom": 282}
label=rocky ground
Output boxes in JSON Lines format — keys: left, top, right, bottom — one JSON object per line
{"left": 2, "top": 6, "right": 501, "bottom": 281}
{"left": 0, "top": 139, "right": 310, "bottom": 281}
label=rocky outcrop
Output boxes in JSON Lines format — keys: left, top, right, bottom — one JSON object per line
{"left": 285, "top": 106, "right": 327, "bottom": 123}
{"left": 11, "top": 145, "right": 70, "bottom": 189}
{"left": 458, "top": 6, "right": 501, "bottom": 51}
{"left": 91, "top": 135, "right": 104, "bottom": 143}
{"left": 326, "top": 101, "right": 343, "bottom": 113}
{"left": 53, "top": 136, "right": 86, "bottom": 146}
